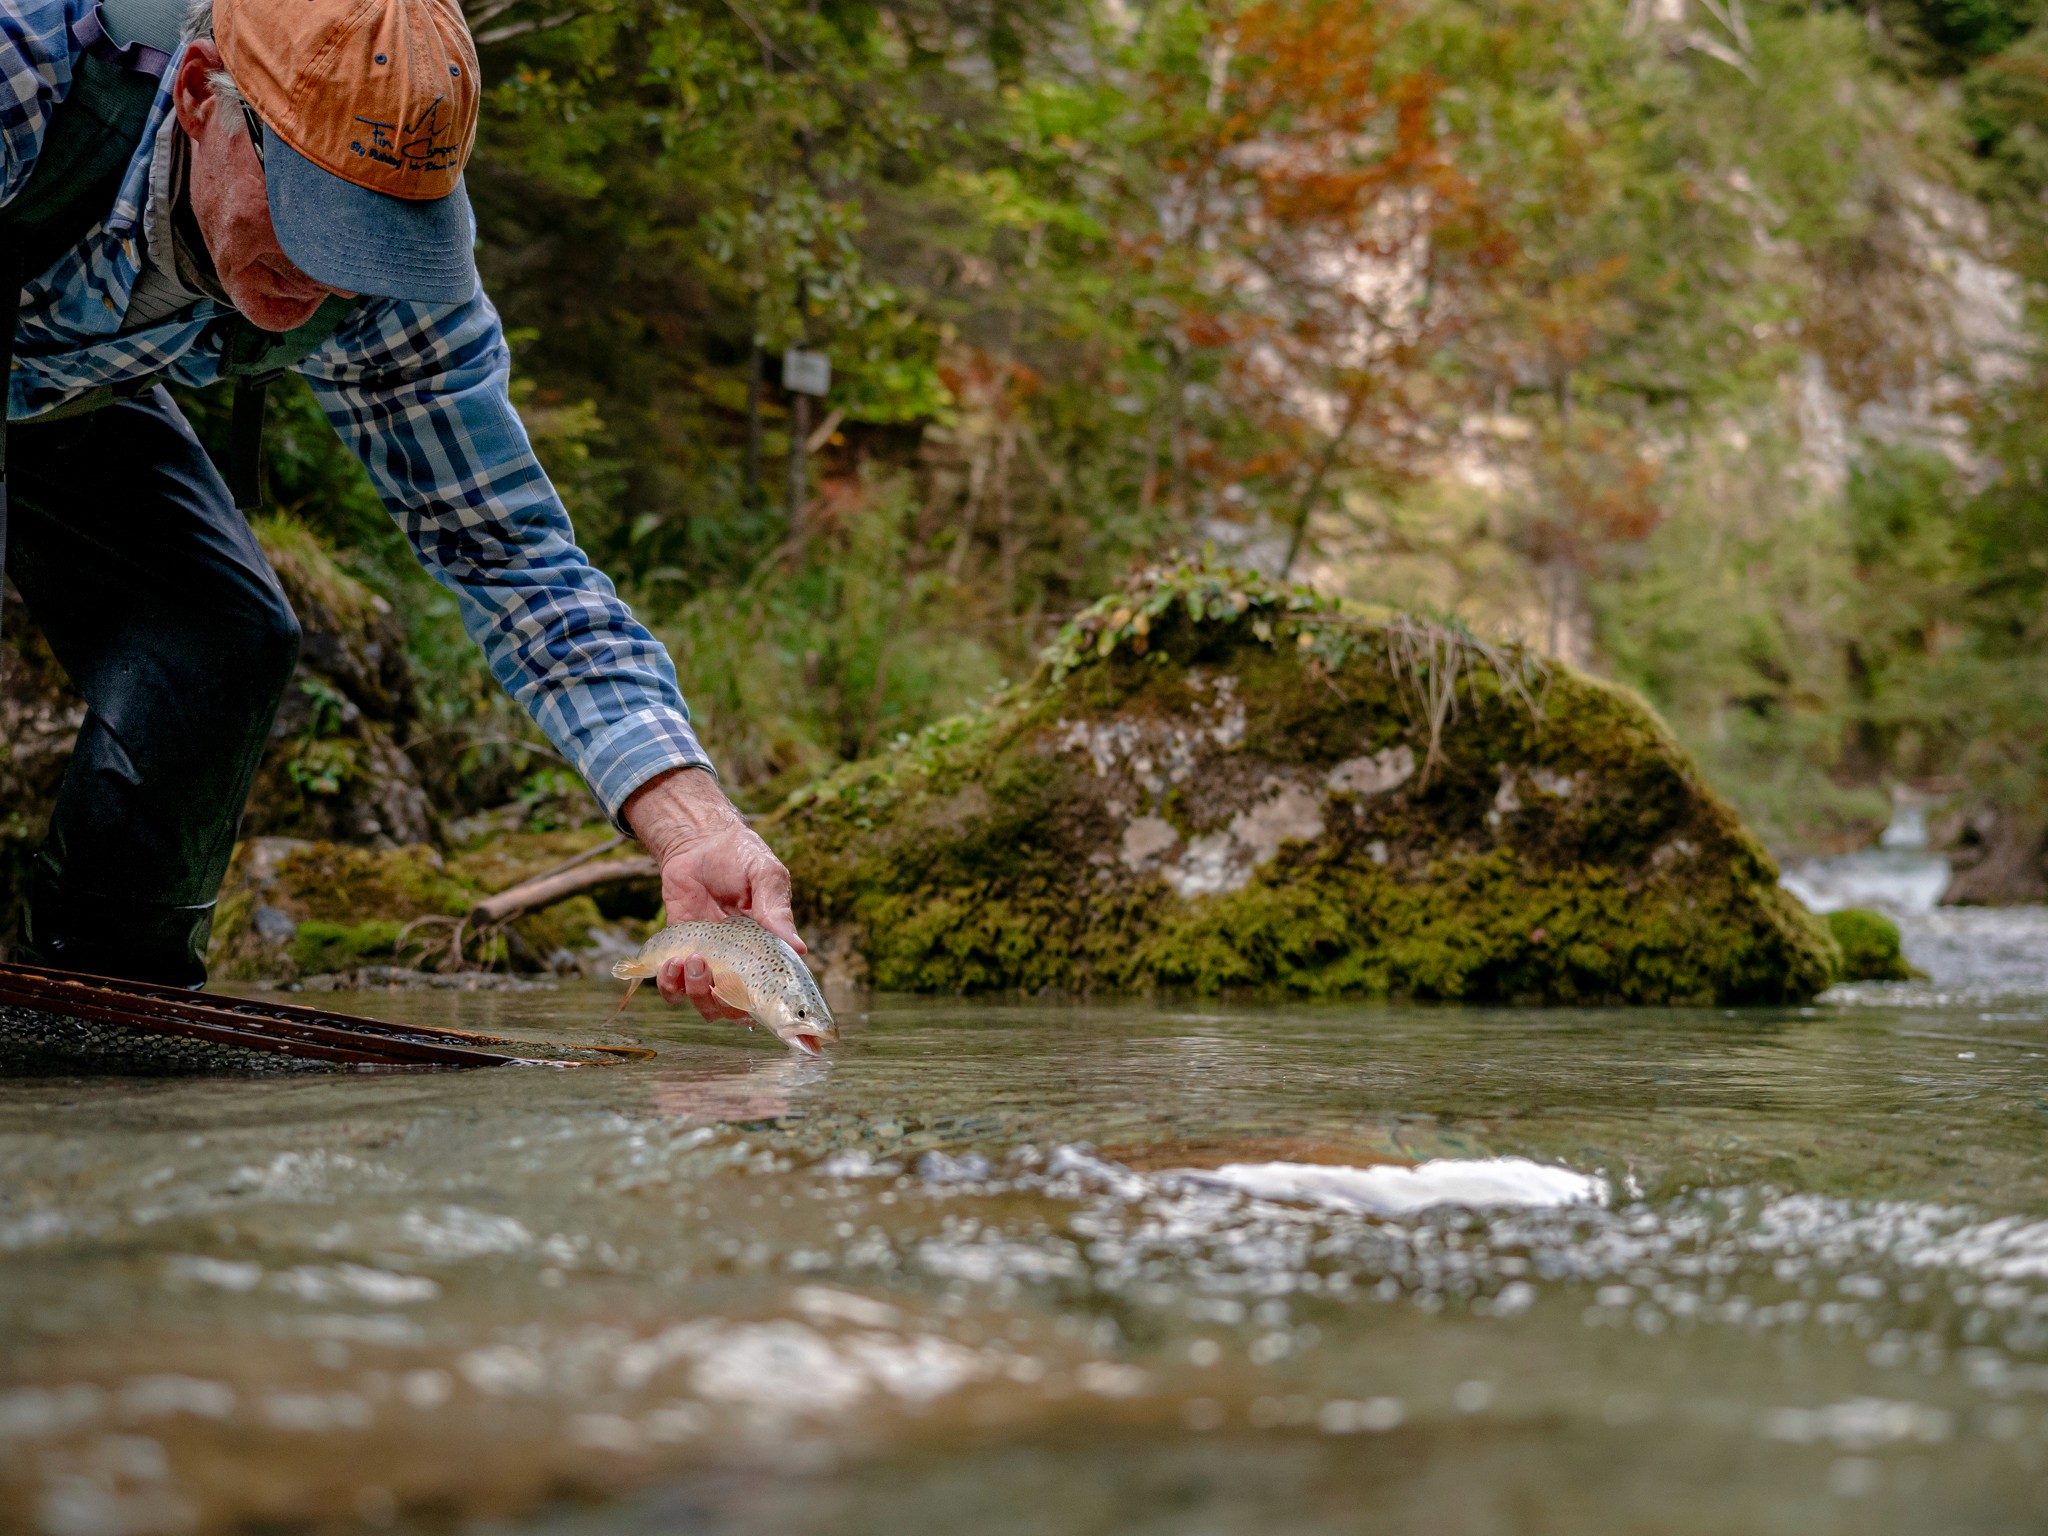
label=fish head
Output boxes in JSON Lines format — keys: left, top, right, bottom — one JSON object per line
{"left": 761, "top": 975, "right": 838, "bottom": 1056}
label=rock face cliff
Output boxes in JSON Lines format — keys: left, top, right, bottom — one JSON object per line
{"left": 773, "top": 566, "right": 1838, "bottom": 1005}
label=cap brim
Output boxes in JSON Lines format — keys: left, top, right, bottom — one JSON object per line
{"left": 265, "top": 133, "right": 477, "bottom": 306}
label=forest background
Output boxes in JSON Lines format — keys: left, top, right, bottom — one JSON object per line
{"left": 16, "top": 0, "right": 2048, "bottom": 916}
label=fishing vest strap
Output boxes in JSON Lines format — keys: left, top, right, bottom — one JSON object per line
{"left": 1, "top": 0, "right": 176, "bottom": 588}
{"left": 71, "top": 3, "right": 173, "bottom": 77}
{"left": 214, "top": 295, "right": 355, "bottom": 508}
{"left": 229, "top": 374, "right": 271, "bottom": 511}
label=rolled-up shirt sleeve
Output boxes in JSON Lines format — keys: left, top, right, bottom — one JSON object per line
{"left": 298, "top": 291, "right": 715, "bottom": 824}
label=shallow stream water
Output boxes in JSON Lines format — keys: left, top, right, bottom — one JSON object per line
{"left": 9, "top": 913, "right": 2048, "bottom": 1534}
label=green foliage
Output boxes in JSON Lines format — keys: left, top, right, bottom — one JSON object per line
{"left": 463, "top": 0, "right": 987, "bottom": 576}
{"left": 1826, "top": 906, "right": 1923, "bottom": 980}
{"left": 1593, "top": 440, "right": 1978, "bottom": 851}
{"left": 1040, "top": 560, "right": 1332, "bottom": 681}
{"left": 650, "top": 470, "right": 1010, "bottom": 804}
{"left": 294, "top": 677, "right": 351, "bottom": 741}
{"left": 1866, "top": 0, "right": 2042, "bottom": 74}
{"left": 284, "top": 738, "right": 358, "bottom": 799}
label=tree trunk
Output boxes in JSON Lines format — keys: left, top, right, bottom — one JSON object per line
{"left": 1282, "top": 387, "right": 1366, "bottom": 577}
{"left": 1165, "top": 345, "right": 1190, "bottom": 515}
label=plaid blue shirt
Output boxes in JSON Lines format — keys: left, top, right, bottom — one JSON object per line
{"left": 1, "top": 0, "right": 714, "bottom": 823}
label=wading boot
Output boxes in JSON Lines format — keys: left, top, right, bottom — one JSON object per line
{"left": 19, "top": 856, "right": 213, "bottom": 988}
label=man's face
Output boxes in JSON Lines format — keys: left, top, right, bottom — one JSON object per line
{"left": 171, "top": 43, "right": 354, "bottom": 333}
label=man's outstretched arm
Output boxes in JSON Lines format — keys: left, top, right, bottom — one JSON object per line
{"left": 299, "top": 293, "right": 804, "bottom": 1018}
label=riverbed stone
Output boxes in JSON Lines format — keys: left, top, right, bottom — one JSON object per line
{"left": 771, "top": 564, "right": 1839, "bottom": 1004}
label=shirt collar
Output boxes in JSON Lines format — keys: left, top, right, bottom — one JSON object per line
{"left": 140, "top": 96, "right": 178, "bottom": 272}
{"left": 105, "top": 48, "right": 184, "bottom": 242}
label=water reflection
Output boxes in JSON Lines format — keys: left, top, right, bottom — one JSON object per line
{"left": 649, "top": 1055, "right": 832, "bottom": 1124}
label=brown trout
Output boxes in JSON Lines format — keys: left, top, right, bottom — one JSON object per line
{"left": 611, "top": 915, "right": 837, "bottom": 1054}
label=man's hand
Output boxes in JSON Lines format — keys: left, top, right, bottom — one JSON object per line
{"left": 623, "top": 767, "right": 805, "bottom": 1024}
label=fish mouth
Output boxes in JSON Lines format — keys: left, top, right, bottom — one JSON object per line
{"left": 786, "top": 1015, "right": 843, "bottom": 1056}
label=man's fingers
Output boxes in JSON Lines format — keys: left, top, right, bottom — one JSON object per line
{"left": 630, "top": 773, "right": 811, "bottom": 959}
{"left": 747, "top": 856, "right": 805, "bottom": 954}
{"left": 655, "top": 956, "right": 688, "bottom": 1004}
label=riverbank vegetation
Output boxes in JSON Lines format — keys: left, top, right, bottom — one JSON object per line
{"left": 9, "top": 0, "right": 2048, "bottom": 955}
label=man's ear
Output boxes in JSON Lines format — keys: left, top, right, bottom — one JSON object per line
{"left": 171, "top": 40, "right": 226, "bottom": 139}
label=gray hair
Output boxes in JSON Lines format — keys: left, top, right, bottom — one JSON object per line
{"left": 180, "top": 0, "right": 250, "bottom": 128}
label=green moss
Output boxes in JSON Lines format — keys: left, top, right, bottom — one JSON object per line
{"left": 210, "top": 884, "right": 255, "bottom": 963}
{"left": 271, "top": 842, "right": 474, "bottom": 922}
{"left": 514, "top": 895, "right": 606, "bottom": 958}
{"left": 1826, "top": 907, "right": 1922, "bottom": 982}
{"left": 294, "top": 918, "right": 406, "bottom": 975}
{"left": 773, "top": 562, "right": 1840, "bottom": 1006}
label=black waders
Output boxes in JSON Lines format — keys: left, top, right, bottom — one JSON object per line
{"left": 7, "top": 388, "right": 300, "bottom": 985}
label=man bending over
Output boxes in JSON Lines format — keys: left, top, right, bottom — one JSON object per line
{"left": 2, "top": 0, "right": 783, "bottom": 1017}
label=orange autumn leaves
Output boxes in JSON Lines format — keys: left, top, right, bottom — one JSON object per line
{"left": 1118, "top": 0, "right": 1661, "bottom": 571}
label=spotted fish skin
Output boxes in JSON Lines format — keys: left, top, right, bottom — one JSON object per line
{"left": 612, "top": 915, "right": 837, "bottom": 1054}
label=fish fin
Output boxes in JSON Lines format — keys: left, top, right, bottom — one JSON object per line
{"left": 606, "top": 976, "right": 642, "bottom": 1023}
{"left": 711, "top": 983, "right": 753, "bottom": 1015}
{"left": 611, "top": 958, "right": 653, "bottom": 981}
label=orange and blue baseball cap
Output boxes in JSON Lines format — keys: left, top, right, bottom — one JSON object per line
{"left": 216, "top": 0, "right": 481, "bottom": 305}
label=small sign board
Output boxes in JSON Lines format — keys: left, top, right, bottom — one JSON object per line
{"left": 781, "top": 349, "right": 832, "bottom": 397}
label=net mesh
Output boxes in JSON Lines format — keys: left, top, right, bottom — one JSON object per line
{"left": 0, "top": 1003, "right": 359, "bottom": 1076}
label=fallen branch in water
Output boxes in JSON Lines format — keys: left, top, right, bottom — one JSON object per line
{"left": 397, "top": 845, "right": 661, "bottom": 972}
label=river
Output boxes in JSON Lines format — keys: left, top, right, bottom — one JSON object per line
{"left": 7, "top": 895, "right": 2048, "bottom": 1534}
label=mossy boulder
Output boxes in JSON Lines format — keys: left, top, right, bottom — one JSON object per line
{"left": 293, "top": 918, "right": 409, "bottom": 976}
{"left": 1826, "top": 907, "right": 1922, "bottom": 982}
{"left": 771, "top": 565, "right": 1838, "bottom": 1005}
